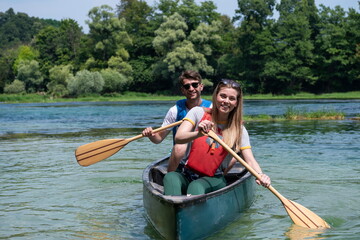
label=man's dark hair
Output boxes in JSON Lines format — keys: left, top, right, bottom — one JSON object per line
{"left": 179, "top": 70, "right": 202, "bottom": 85}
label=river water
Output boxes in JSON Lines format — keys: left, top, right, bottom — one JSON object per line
{"left": 0, "top": 100, "right": 359, "bottom": 240}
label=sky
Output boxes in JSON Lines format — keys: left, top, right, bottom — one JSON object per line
{"left": 1, "top": 0, "right": 359, "bottom": 33}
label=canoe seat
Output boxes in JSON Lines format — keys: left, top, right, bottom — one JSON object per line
{"left": 151, "top": 182, "right": 164, "bottom": 194}
{"left": 149, "top": 164, "right": 168, "bottom": 194}
{"left": 154, "top": 164, "right": 168, "bottom": 175}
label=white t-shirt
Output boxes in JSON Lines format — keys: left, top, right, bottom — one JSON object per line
{"left": 161, "top": 101, "right": 213, "bottom": 128}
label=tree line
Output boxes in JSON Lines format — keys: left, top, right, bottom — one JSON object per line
{"left": 0, "top": 0, "right": 359, "bottom": 97}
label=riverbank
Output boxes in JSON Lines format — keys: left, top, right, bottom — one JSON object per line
{"left": 0, "top": 91, "right": 359, "bottom": 104}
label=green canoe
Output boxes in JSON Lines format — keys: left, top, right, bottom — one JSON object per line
{"left": 142, "top": 156, "right": 256, "bottom": 240}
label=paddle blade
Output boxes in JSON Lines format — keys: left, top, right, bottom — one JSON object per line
{"left": 282, "top": 198, "right": 330, "bottom": 229}
{"left": 75, "top": 139, "right": 129, "bottom": 167}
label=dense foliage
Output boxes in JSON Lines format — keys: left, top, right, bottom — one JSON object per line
{"left": 0, "top": 0, "right": 359, "bottom": 97}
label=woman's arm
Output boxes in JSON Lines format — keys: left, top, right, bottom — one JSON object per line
{"left": 241, "top": 148, "right": 271, "bottom": 188}
{"left": 174, "top": 120, "right": 200, "bottom": 144}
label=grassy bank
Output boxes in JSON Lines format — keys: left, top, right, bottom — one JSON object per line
{"left": 244, "top": 107, "right": 345, "bottom": 121}
{"left": 0, "top": 91, "right": 359, "bottom": 104}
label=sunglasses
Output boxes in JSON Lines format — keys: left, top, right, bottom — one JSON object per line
{"left": 219, "top": 79, "right": 241, "bottom": 88}
{"left": 182, "top": 82, "right": 200, "bottom": 90}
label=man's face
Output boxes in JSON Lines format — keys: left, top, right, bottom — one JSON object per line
{"left": 180, "top": 79, "right": 203, "bottom": 100}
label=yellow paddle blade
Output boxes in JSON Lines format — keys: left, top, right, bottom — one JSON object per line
{"left": 75, "top": 139, "right": 129, "bottom": 167}
{"left": 75, "top": 121, "right": 183, "bottom": 167}
{"left": 282, "top": 198, "right": 330, "bottom": 229}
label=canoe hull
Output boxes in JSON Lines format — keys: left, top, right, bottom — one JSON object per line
{"left": 143, "top": 157, "right": 255, "bottom": 240}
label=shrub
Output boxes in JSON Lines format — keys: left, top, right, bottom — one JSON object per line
{"left": 4, "top": 80, "right": 26, "bottom": 94}
{"left": 47, "top": 65, "right": 73, "bottom": 97}
{"left": 16, "top": 60, "right": 44, "bottom": 92}
{"left": 100, "top": 68, "right": 128, "bottom": 93}
{"left": 67, "top": 70, "right": 104, "bottom": 96}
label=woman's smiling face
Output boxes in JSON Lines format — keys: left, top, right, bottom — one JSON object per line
{"left": 215, "top": 87, "right": 238, "bottom": 116}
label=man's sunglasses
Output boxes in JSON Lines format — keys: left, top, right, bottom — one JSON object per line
{"left": 182, "top": 82, "right": 200, "bottom": 90}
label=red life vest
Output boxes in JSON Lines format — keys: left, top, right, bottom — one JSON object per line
{"left": 185, "top": 109, "right": 228, "bottom": 177}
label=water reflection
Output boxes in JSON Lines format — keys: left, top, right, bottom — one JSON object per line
{"left": 285, "top": 224, "right": 328, "bottom": 240}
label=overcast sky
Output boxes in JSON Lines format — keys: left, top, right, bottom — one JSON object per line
{"left": 1, "top": 0, "right": 359, "bottom": 33}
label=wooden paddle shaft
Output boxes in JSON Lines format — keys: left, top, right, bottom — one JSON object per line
{"left": 126, "top": 120, "right": 183, "bottom": 142}
{"left": 207, "top": 130, "right": 330, "bottom": 229}
{"left": 207, "top": 131, "right": 285, "bottom": 200}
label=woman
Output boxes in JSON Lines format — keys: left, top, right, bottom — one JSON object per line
{"left": 163, "top": 79, "right": 271, "bottom": 196}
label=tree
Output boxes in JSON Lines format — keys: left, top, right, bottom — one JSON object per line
{"left": 86, "top": 5, "right": 132, "bottom": 70}
{"left": 262, "top": 0, "right": 315, "bottom": 94}
{"left": 47, "top": 65, "right": 74, "bottom": 97}
{"left": 0, "top": 48, "right": 17, "bottom": 93}
{"left": 57, "top": 19, "right": 83, "bottom": 68}
{"left": 100, "top": 68, "right": 129, "bottom": 93}
{"left": 13, "top": 45, "right": 39, "bottom": 74}
{"left": 344, "top": 6, "right": 360, "bottom": 91}
{"left": 33, "top": 25, "right": 61, "bottom": 75}
{"left": 16, "top": 60, "right": 44, "bottom": 92}
{"left": 156, "top": 0, "right": 221, "bottom": 33}
{"left": 232, "top": 0, "right": 276, "bottom": 93}
{"left": 117, "top": 0, "right": 155, "bottom": 57}
{"left": 153, "top": 12, "right": 220, "bottom": 89}
{"left": 0, "top": 8, "right": 56, "bottom": 51}
{"left": 153, "top": 13, "right": 188, "bottom": 56}
{"left": 32, "top": 19, "right": 84, "bottom": 82}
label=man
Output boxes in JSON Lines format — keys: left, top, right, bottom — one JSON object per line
{"left": 142, "top": 70, "right": 212, "bottom": 171}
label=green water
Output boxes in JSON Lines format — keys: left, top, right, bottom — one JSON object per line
{"left": 0, "top": 100, "right": 359, "bottom": 239}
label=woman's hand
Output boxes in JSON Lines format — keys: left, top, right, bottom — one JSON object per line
{"left": 198, "top": 120, "right": 214, "bottom": 133}
{"left": 256, "top": 173, "right": 271, "bottom": 188}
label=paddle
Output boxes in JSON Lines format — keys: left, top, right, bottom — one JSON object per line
{"left": 206, "top": 130, "right": 330, "bottom": 229}
{"left": 75, "top": 120, "right": 183, "bottom": 167}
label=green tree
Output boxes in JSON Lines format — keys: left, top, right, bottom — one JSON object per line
{"left": 16, "top": 60, "right": 44, "bottom": 92}
{"left": 33, "top": 25, "right": 61, "bottom": 75}
{"left": 153, "top": 12, "right": 220, "bottom": 89}
{"left": 100, "top": 68, "right": 128, "bottom": 93}
{"left": 345, "top": 6, "right": 360, "bottom": 91}
{"left": 107, "top": 55, "right": 133, "bottom": 76}
{"left": 0, "top": 8, "right": 57, "bottom": 51}
{"left": 47, "top": 65, "right": 74, "bottom": 97}
{"left": 86, "top": 5, "right": 132, "bottom": 70}
{"left": 13, "top": 45, "right": 39, "bottom": 74}
{"left": 153, "top": 13, "right": 188, "bottom": 56}
{"left": 231, "top": 0, "right": 276, "bottom": 93}
{"left": 117, "top": 0, "right": 155, "bottom": 57}
{"left": 188, "top": 20, "right": 222, "bottom": 60}
{"left": 156, "top": 0, "right": 220, "bottom": 33}
{"left": 263, "top": 0, "right": 315, "bottom": 94}
{"left": 67, "top": 70, "right": 104, "bottom": 96}
{"left": 0, "top": 48, "right": 17, "bottom": 93}
{"left": 128, "top": 56, "right": 156, "bottom": 92}
{"left": 56, "top": 19, "right": 83, "bottom": 67}
{"left": 312, "top": 6, "right": 352, "bottom": 92}
{"left": 32, "top": 19, "right": 84, "bottom": 80}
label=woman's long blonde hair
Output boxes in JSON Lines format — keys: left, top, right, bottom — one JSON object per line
{"left": 211, "top": 79, "right": 243, "bottom": 151}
